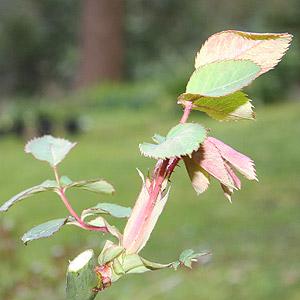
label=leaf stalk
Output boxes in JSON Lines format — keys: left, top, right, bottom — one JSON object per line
{"left": 53, "top": 166, "right": 108, "bottom": 233}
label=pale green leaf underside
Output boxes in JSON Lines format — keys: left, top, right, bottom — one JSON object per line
{"left": 21, "top": 218, "right": 67, "bottom": 244}
{"left": 65, "top": 178, "right": 115, "bottom": 195}
{"left": 98, "top": 241, "right": 125, "bottom": 266}
{"left": 0, "top": 180, "right": 58, "bottom": 212}
{"left": 152, "top": 134, "right": 166, "bottom": 144}
{"left": 123, "top": 254, "right": 173, "bottom": 274}
{"left": 186, "top": 60, "right": 260, "bottom": 97}
{"left": 139, "top": 123, "right": 207, "bottom": 159}
{"left": 86, "top": 216, "right": 122, "bottom": 240}
{"left": 25, "top": 135, "right": 76, "bottom": 167}
{"left": 81, "top": 203, "right": 132, "bottom": 220}
{"left": 178, "top": 91, "right": 254, "bottom": 121}
{"left": 121, "top": 249, "right": 210, "bottom": 275}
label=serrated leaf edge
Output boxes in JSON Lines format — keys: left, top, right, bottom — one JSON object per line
{"left": 21, "top": 217, "right": 68, "bottom": 245}
{"left": 139, "top": 123, "right": 208, "bottom": 160}
{"left": 24, "top": 135, "right": 77, "bottom": 167}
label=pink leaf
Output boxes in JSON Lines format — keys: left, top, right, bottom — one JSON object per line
{"left": 183, "top": 156, "right": 210, "bottom": 195}
{"left": 221, "top": 184, "right": 234, "bottom": 203}
{"left": 225, "top": 162, "right": 241, "bottom": 189}
{"left": 123, "top": 170, "right": 150, "bottom": 253}
{"left": 191, "top": 139, "right": 236, "bottom": 188}
{"left": 208, "top": 137, "right": 257, "bottom": 181}
{"left": 195, "top": 30, "right": 292, "bottom": 77}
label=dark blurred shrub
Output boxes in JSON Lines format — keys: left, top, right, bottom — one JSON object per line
{"left": 0, "top": 0, "right": 299, "bottom": 103}
{"left": 0, "top": 0, "right": 80, "bottom": 94}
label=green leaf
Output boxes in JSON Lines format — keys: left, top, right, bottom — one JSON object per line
{"left": 81, "top": 203, "right": 132, "bottom": 220}
{"left": 66, "top": 249, "right": 100, "bottom": 300}
{"left": 186, "top": 60, "right": 260, "bottom": 97}
{"left": 60, "top": 175, "right": 73, "bottom": 186}
{"left": 98, "top": 240, "right": 125, "bottom": 265}
{"left": 112, "top": 257, "right": 125, "bottom": 276}
{"left": 122, "top": 254, "right": 172, "bottom": 274}
{"left": 65, "top": 179, "right": 115, "bottom": 195}
{"left": 21, "top": 218, "right": 67, "bottom": 244}
{"left": 152, "top": 134, "right": 166, "bottom": 144}
{"left": 0, "top": 180, "right": 58, "bottom": 212}
{"left": 25, "top": 135, "right": 76, "bottom": 167}
{"left": 86, "top": 216, "right": 122, "bottom": 241}
{"left": 173, "top": 249, "right": 211, "bottom": 270}
{"left": 178, "top": 91, "right": 255, "bottom": 121}
{"left": 139, "top": 123, "right": 207, "bottom": 159}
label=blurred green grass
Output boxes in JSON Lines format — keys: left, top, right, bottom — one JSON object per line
{"left": 0, "top": 102, "right": 300, "bottom": 299}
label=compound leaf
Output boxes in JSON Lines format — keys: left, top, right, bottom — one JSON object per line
{"left": 178, "top": 91, "right": 254, "bottom": 121}
{"left": 139, "top": 123, "right": 207, "bottom": 159}
{"left": 186, "top": 60, "right": 260, "bottom": 97}
{"left": 21, "top": 218, "right": 67, "bottom": 244}
{"left": 176, "top": 249, "right": 210, "bottom": 269}
{"left": 25, "top": 135, "right": 76, "bottom": 167}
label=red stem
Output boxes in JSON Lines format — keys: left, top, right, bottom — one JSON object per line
{"left": 180, "top": 101, "right": 193, "bottom": 124}
{"left": 53, "top": 166, "right": 108, "bottom": 233}
{"left": 124, "top": 102, "right": 193, "bottom": 253}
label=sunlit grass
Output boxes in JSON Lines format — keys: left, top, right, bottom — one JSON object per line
{"left": 0, "top": 102, "right": 299, "bottom": 299}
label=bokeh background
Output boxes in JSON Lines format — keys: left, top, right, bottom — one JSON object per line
{"left": 0, "top": 1, "right": 299, "bottom": 299}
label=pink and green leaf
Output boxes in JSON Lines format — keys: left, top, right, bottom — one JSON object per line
{"left": 122, "top": 170, "right": 150, "bottom": 253}
{"left": 185, "top": 137, "right": 257, "bottom": 201}
{"left": 191, "top": 139, "right": 236, "bottom": 188}
{"left": 183, "top": 156, "right": 210, "bottom": 195}
{"left": 195, "top": 30, "right": 292, "bottom": 77}
{"left": 208, "top": 137, "right": 257, "bottom": 180}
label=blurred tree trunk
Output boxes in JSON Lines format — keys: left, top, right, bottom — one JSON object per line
{"left": 77, "top": 0, "right": 124, "bottom": 87}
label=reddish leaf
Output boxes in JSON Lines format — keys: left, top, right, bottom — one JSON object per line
{"left": 183, "top": 156, "right": 210, "bottom": 195}
{"left": 191, "top": 139, "right": 236, "bottom": 188}
{"left": 195, "top": 30, "right": 292, "bottom": 77}
{"left": 208, "top": 137, "right": 257, "bottom": 181}
{"left": 185, "top": 137, "right": 257, "bottom": 201}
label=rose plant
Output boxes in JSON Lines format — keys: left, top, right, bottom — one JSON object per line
{"left": 0, "top": 30, "right": 292, "bottom": 299}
